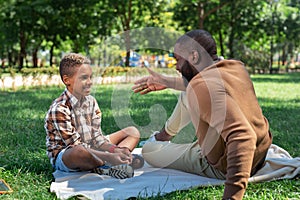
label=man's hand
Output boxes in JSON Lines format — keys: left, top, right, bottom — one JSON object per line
{"left": 132, "top": 68, "right": 167, "bottom": 94}
{"left": 155, "top": 128, "right": 173, "bottom": 141}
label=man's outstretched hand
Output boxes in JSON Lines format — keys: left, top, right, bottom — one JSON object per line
{"left": 132, "top": 68, "right": 167, "bottom": 95}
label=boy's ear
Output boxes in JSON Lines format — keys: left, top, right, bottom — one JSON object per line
{"left": 62, "top": 75, "right": 70, "bottom": 86}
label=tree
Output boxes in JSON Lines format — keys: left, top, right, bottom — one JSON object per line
{"left": 0, "top": 0, "right": 30, "bottom": 69}
{"left": 107, "top": 0, "right": 169, "bottom": 66}
{"left": 279, "top": 0, "right": 300, "bottom": 71}
{"left": 172, "top": 0, "right": 229, "bottom": 30}
{"left": 46, "top": 0, "right": 101, "bottom": 62}
{"left": 0, "top": 0, "right": 19, "bottom": 67}
{"left": 172, "top": 0, "right": 276, "bottom": 72}
{"left": 172, "top": 0, "right": 232, "bottom": 57}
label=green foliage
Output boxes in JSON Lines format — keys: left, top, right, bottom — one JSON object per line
{"left": 0, "top": 73, "right": 299, "bottom": 199}
{"left": 20, "top": 66, "right": 59, "bottom": 76}
{"left": 93, "top": 66, "right": 178, "bottom": 77}
{"left": 100, "top": 66, "right": 132, "bottom": 76}
{"left": 8, "top": 67, "right": 17, "bottom": 78}
{"left": 0, "top": 0, "right": 298, "bottom": 73}
{"left": 234, "top": 43, "right": 270, "bottom": 74}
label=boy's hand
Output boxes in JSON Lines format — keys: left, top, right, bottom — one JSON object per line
{"left": 107, "top": 152, "right": 132, "bottom": 165}
{"left": 116, "top": 147, "right": 132, "bottom": 162}
{"left": 114, "top": 147, "right": 131, "bottom": 157}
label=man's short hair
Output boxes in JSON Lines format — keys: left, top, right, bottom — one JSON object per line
{"left": 176, "top": 29, "right": 218, "bottom": 61}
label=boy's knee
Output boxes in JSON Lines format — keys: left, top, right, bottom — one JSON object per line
{"left": 126, "top": 126, "right": 140, "bottom": 138}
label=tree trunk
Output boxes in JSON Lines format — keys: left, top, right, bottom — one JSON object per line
{"left": 281, "top": 44, "right": 286, "bottom": 66}
{"left": 269, "top": 39, "right": 274, "bottom": 74}
{"left": 197, "top": 2, "right": 205, "bottom": 29}
{"left": 228, "top": 2, "right": 235, "bottom": 59}
{"left": 218, "top": 29, "right": 224, "bottom": 57}
{"left": 7, "top": 47, "right": 13, "bottom": 67}
{"left": 124, "top": 30, "right": 130, "bottom": 67}
{"left": 19, "top": 29, "right": 26, "bottom": 70}
{"left": 49, "top": 44, "right": 55, "bottom": 67}
{"left": 124, "top": 0, "right": 132, "bottom": 67}
{"left": 32, "top": 48, "right": 38, "bottom": 68}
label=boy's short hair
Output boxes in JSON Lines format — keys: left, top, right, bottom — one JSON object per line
{"left": 59, "top": 53, "right": 91, "bottom": 79}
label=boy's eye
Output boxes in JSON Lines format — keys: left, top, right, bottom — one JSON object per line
{"left": 81, "top": 76, "right": 89, "bottom": 80}
{"left": 81, "top": 75, "right": 93, "bottom": 81}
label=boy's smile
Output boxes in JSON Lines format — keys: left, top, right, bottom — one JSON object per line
{"left": 67, "top": 64, "right": 93, "bottom": 100}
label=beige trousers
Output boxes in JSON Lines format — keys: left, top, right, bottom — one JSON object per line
{"left": 142, "top": 92, "right": 225, "bottom": 179}
{"left": 164, "top": 92, "right": 191, "bottom": 136}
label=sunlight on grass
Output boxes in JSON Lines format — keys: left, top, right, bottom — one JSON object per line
{"left": 251, "top": 74, "right": 300, "bottom": 157}
{"left": 0, "top": 73, "right": 299, "bottom": 199}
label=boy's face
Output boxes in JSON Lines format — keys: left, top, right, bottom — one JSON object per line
{"left": 63, "top": 64, "right": 93, "bottom": 99}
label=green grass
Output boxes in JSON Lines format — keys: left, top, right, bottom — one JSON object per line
{"left": 0, "top": 73, "right": 299, "bottom": 199}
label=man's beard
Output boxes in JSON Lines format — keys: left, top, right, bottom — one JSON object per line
{"left": 181, "top": 60, "right": 197, "bottom": 82}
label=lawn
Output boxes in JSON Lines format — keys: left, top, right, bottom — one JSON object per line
{"left": 0, "top": 72, "right": 299, "bottom": 200}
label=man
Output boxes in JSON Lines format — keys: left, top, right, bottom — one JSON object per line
{"left": 132, "top": 29, "right": 272, "bottom": 199}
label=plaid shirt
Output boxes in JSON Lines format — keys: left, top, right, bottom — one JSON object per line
{"left": 44, "top": 89, "right": 108, "bottom": 164}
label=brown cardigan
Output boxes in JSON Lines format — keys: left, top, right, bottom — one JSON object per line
{"left": 186, "top": 60, "right": 272, "bottom": 200}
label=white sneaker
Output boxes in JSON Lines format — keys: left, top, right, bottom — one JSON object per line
{"left": 147, "top": 131, "right": 160, "bottom": 142}
{"left": 139, "top": 131, "right": 170, "bottom": 147}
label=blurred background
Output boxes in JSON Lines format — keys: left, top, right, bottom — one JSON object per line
{"left": 0, "top": 0, "right": 299, "bottom": 76}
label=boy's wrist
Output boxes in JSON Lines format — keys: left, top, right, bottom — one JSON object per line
{"left": 108, "top": 144, "right": 117, "bottom": 153}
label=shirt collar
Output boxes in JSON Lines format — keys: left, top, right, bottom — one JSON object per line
{"left": 64, "top": 88, "right": 88, "bottom": 108}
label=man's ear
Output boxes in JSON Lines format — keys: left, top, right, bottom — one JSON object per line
{"left": 62, "top": 75, "right": 70, "bottom": 86}
{"left": 190, "top": 50, "right": 201, "bottom": 65}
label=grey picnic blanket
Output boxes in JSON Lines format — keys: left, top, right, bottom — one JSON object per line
{"left": 50, "top": 144, "right": 300, "bottom": 200}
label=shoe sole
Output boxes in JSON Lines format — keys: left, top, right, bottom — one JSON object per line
{"left": 108, "top": 166, "right": 134, "bottom": 179}
{"left": 92, "top": 165, "right": 134, "bottom": 179}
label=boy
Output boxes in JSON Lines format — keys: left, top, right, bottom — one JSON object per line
{"left": 45, "top": 53, "right": 143, "bottom": 179}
